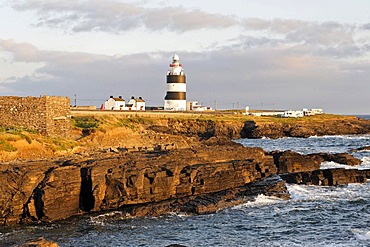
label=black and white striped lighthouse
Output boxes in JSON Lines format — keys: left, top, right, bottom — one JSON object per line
{"left": 164, "top": 54, "right": 186, "bottom": 111}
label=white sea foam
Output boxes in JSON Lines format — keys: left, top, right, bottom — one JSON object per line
{"left": 89, "top": 211, "right": 128, "bottom": 226}
{"left": 232, "top": 194, "right": 284, "bottom": 210}
{"left": 361, "top": 156, "right": 370, "bottom": 165}
{"left": 320, "top": 161, "right": 356, "bottom": 170}
{"left": 167, "top": 212, "right": 190, "bottom": 218}
{"left": 288, "top": 183, "right": 370, "bottom": 203}
{"left": 310, "top": 134, "right": 370, "bottom": 140}
{"left": 352, "top": 229, "right": 370, "bottom": 240}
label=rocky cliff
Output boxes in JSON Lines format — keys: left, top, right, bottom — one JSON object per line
{"left": 240, "top": 116, "right": 370, "bottom": 139}
{"left": 0, "top": 143, "right": 289, "bottom": 226}
{"left": 146, "top": 115, "right": 370, "bottom": 140}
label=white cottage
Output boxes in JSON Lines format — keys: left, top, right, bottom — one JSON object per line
{"left": 104, "top": 96, "right": 125, "bottom": 110}
{"left": 127, "top": 96, "right": 145, "bottom": 111}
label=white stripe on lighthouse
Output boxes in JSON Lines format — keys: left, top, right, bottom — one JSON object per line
{"left": 167, "top": 83, "right": 186, "bottom": 92}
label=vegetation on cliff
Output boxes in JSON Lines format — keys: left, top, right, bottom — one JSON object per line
{"left": 0, "top": 112, "right": 369, "bottom": 161}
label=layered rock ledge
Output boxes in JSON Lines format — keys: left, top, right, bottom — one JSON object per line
{"left": 0, "top": 143, "right": 289, "bottom": 226}
{"left": 269, "top": 150, "right": 370, "bottom": 186}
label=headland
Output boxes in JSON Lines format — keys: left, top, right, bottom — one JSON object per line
{"left": 0, "top": 111, "right": 369, "bottom": 226}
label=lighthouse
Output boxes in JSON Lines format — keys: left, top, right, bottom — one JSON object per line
{"left": 164, "top": 54, "right": 186, "bottom": 111}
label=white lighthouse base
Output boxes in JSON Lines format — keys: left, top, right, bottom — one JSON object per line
{"left": 164, "top": 100, "right": 186, "bottom": 111}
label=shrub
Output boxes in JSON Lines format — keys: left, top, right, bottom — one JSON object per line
{"left": 0, "top": 139, "right": 17, "bottom": 152}
{"left": 72, "top": 116, "right": 100, "bottom": 129}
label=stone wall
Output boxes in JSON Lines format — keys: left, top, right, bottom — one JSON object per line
{"left": 0, "top": 96, "right": 70, "bottom": 137}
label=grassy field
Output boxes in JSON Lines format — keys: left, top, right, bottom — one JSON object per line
{"left": 71, "top": 109, "right": 353, "bottom": 124}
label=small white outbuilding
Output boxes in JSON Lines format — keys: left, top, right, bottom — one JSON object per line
{"left": 127, "top": 96, "right": 146, "bottom": 111}
{"left": 104, "top": 96, "right": 145, "bottom": 111}
{"left": 104, "top": 96, "right": 125, "bottom": 110}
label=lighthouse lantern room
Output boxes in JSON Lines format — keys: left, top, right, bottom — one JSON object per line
{"left": 164, "top": 54, "right": 187, "bottom": 111}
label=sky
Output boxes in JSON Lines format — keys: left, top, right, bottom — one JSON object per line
{"left": 1, "top": 0, "right": 370, "bottom": 114}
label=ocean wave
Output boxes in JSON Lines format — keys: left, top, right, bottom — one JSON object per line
{"left": 288, "top": 183, "right": 370, "bottom": 202}
{"left": 320, "top": 161, "right": 357, "bottom": 170}
{"left": 309, "top": 134, "right": 370, "bottom": 140}
{"left": 232, "top": 194, "right": 285, "bottom": 210}
{"left": 89, "top": 211, "right": 130, "bottom": 226}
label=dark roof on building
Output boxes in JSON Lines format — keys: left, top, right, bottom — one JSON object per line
{"left": 111, "top": 98, "right": 125, "bottom": 101}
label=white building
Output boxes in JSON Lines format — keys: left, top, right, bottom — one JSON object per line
{"left": 104, "top": 96, "right": 145, "bottom": 111}
{"left": 186, "top": 101, "right": 213, "bottom": 111}
{"left": 311, "top": 108, "right": 324, "bottom": 114}
{"left": 283, "top": 110, "right": 304, "bottom": 118}
{"left": 104, "top": 96, "right": 125, "bottom": 110}
{"left": 164, "top": 54, "right": 187, "bottom": 111}
{"left": 127, "top": 96, "right": 146, "bottom": 111}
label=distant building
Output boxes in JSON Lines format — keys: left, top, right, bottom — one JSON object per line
{"left": 311, "top": 108, "right": 324, "bottom": 114}
{"left": 250, "top": 107, "right": 324, "bottom": 117}
{"left": 104, "top": 96, "right": 145, "bottom": 111}
{"left": 127, "top": 96, "right": 145, "bottom": 111}
{"left": 105, "top": 96, "right": 125, "bottom": 110}
{"left": 186, "top": 101, "right": 213, "bottom": 111}
{"left": 283, "top": 110, "right": 304, "bottom": 118}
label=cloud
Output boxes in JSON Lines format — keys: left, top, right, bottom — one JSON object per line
{"left": 11, "top": 0, "right": 238, "bottom": 33}
{"left": 0, "top": 39, "right": 40, "bottom": 62}
{"left": 242, "top": 18, "right": 305, "bottom": 34}
{"left": 240, "top": 18, "right": 370, "bottom": 59}
{"left": 1, "top": 38, "right": 370, "bottom": 113}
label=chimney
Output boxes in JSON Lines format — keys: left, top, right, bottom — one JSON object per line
{"left": 139, "top": 96, "right": 142, "bottom": 100}
{"left": 131, "top": 96, "right": 134, "bottom": 99}
{"left": 119, "top": 96, "right": 122, "bottom": 99}
{"left": 110, "top": 95, "right": 113, "bottom": 98}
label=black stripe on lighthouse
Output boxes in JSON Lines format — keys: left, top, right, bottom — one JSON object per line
{"left": 165, "top": 92, "right": 186, "bottom": 100}
{"left": 167, "top": 75, "right": 186, "bottom": 84}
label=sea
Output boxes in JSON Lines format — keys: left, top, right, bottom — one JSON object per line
{"left": 1, "top": 115, "right": 370, "bottom": 247}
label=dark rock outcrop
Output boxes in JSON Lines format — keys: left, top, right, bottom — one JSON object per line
{"left": 241, "top": 117, "right": 370, "bottom": 139}
{"left": 268, "top": 150, "right": 362, "bottom": 174}
{"left": 318, "top": 153, "right": 362, "bottom": 166}
{"left": 268, "top": 151, "right": 323, "bottom": 174}
{"left": 269, "top": 150, "right": 368, "bottom": 186}
{"left": 281, "top": 169, "right": 370, "bottom": 186}
{"left": 351, "top": 146, "right": 370, "bottom": 152}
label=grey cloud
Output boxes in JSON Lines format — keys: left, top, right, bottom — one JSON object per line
{"left": 0, "top": 39, "right": 40, "bottom": 62}
{"left": 2, "top": 39, "right": 369, "bottom": 113}
{"left": 241, "top": 19, "right": 367, "bottom": 58}
{"left": 12, "top": 0, "right": 238, "bottom": 33}
{"left": 242, "top": 18, "right": 305, "bottom": 34}
{"left": 361, "top": 23, "right": 370, "bottom": 30}
{"left": 243, "top": 18, "right": 357, "bottom": 47}
{"left": 286, "top": 22, "right": 355, "bottom": 46}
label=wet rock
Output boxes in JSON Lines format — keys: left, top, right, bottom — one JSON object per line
{"left": 351, "top": 146, "right": 370, "bottom": 152}
{"left": 281, "top": 168, "right": 370, "bottom": 186}
{"left": 0, "top": 144, "right": 283, "bottom": 225}
{"left": 17, "top": 237, "right": 59, "bottom": 247}
{"left": 268, "top": 150, "right": 323, "bottom": 174}
{"left": 318, "top": 153, "right": 362, "bottom": 166}
{"left": 121, "top": 175, "right": 289, "bottom": 216}
{"left": 240, "top": 117, "right": 370, "bottom": 139}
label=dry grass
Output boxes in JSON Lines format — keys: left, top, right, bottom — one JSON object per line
{"left": 0, "top": 112, "right": 359, "bottom": 161}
